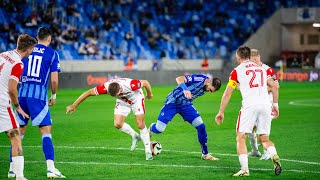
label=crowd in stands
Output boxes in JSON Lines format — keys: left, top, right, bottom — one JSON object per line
{"left": 0, "top": 0, "right": 319, "bottom": 62}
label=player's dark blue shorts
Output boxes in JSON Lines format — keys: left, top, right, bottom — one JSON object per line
{"left": 158, "top": 103, "right": 200, "bottom": 124}
{"left": 16, "top": 97, "right": 52, "bottom": 126}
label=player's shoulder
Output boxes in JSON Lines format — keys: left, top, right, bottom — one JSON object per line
{"left": 262, "top": 63, "right": 271, "bottom": 69}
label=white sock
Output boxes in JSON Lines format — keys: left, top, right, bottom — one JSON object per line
{"left": 248, "top": 133, "right": 259, "bottom": 152}
{"left": 267, "top": 146, "right": 277, "bottom": 158}
{"left": 47, "top": 159, "right": 55, "bottom": 171}
{"left": 119, "top": 123, "right": 139, "bottom": 138}
{"left": 238, "top": 154, "right": 249, "bottom": 171}
{"left": 9, "top": 162, "right": 13, "bottom": 171}
{"left": 12, "top": 156, "right": 24, "bottom": 178}
{"left": 139, "top": 127, "right": 151, "bottom": 154}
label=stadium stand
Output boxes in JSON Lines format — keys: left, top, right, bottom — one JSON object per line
{"left": 0, "top": 0, "right": 319, "bottom": 61}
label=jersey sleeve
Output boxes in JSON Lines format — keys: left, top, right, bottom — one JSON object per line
{"left": 130, "top": 79, "right": 142, "bottom": 91}
{"left": 94, "top": 84, "right": 108, "bottom": 95}
{"left": 10, "top": 63, "right": 24, "bottom": 82}
{"left": 185, "top": 74, "right": 206, "bottom": 83}
{"left": 50, "top": 51, "right": 61, "bottom": 73}
{"left": 227, "top": 69, "right": 238, "bottom": 89}
{"left": 266, "top": 67, "right": 278, "bottom": 82}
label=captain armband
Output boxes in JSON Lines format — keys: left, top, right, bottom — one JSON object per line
{"left": 227, "top": 80, "right": 237, "bottom": 89}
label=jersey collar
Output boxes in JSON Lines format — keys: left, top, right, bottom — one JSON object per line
{"left": 13, "top": 49, "right": 22, "bottom": 59}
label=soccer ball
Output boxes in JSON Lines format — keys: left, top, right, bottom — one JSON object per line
{"left": 151, "top": 141, "right": 162, "bottom": 156}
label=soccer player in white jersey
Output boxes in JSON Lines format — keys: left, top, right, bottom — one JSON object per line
{"left": 215, "top": 46, "right": 282, "bottom": 176}
{"left": 0, "top": 34, "right": 37, "bottom": 180}
{"left": 247, "top": 49, "right": 279, "bottom": 160}
{"left": 66, "top": 78, "right": 154, "bottom": 160}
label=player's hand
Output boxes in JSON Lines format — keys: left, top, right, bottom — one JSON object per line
{"left": 146, "top": 93, "right": 153, "bottom": 99}
{"left": 271, "top": 106, "right": 279, "bottom": 119}
{"left": 183, "top": 90, "right": 192, "bottom": 99}
{"left": 215, "top": 112, "right": 224, "bottom": 126}
{"left": 48, "top": 98, "right": 56, "bottom": 106}
{"left": 16, "top": 106, "right": 29, "bottom": 119}
{"left": 66, "top": 105, "right": 76, "bottom": 114}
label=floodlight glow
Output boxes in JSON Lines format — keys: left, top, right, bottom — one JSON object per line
{"left": 313, "top": 23, "right": 320, "bottom": 28}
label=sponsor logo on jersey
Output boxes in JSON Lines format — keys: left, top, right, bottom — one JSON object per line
{"left": 21, "top": 76, "right": 41, "bottom": 83}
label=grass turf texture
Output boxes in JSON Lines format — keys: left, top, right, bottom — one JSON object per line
{"left": 0, "top": 82, "right": 319, "bottom": 179}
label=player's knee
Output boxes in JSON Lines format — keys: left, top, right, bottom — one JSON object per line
{"left": 114, "top": 122, "right": 123, "bottom": 129}
{"left": 150, "top": 121, "right": 166, "bottom": 134}
{"left": 196, "top": 123, "right": 206, "bottom": 133}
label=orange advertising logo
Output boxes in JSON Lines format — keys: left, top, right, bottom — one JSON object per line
{"left": 87, "top": 74, "right": 108, "bottom": 86}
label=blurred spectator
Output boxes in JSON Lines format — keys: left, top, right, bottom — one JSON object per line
{"left": 125, "top": 57, "right": 134, "bottom": 71}
{"left": 78, "top": 39, "right": 99, "bottom": 56}
{"left": 201, "top": 58, "right": 209, "bottom": 70}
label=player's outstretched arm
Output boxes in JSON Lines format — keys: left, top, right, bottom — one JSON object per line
{"left": 141, "top": 80, "right": 153, "bottom": 99}
{"left": 267, "top": 78, "right": 279, "bottom": 118}
{"left": 176, "top": 76, "right": 192, "bottom": 99}
{"left": 49, "top": 72, "right": 59, "bottom": 106}
{"left": 215, "top": 86, "right": 234, "bottom": 125}
{"left": 66, "top": 88, "right": 96, "bottom": 114}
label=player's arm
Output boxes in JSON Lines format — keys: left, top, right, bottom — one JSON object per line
{"left": 9, "top": 63, "right": 29, "bottom": 119}
{"left": 215, "top": 70, "right": 237, "bottom": 125}
{"left": 48, "top": 72, "right": 58, "bottom": 106}
{"left": 176, "top": 75, "right": 192, "bottom": 99}
{"left": 66, "top": 88, "right": 96, "bottom": 114}
{"left": 141, "top": 80, "right": 153, "bottom": 99}
{"left": 49, "top": 52, "right": 61, "bottom": 106}
{"left": 267, "top": 78, "right": 279, "bottom": 118}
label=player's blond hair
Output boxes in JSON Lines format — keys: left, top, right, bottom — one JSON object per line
{"left": 250, "top": 49, "right": 260, "bottom": 57}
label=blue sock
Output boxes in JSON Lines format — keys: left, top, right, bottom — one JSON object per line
{"left": 42, "top": 134, "right": 54, "bottom": 161}
{"left": 196, "top": 124, "right": 208, "bottom": 155}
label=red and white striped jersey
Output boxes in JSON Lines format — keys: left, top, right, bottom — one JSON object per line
{"left": 0, "top": 50, "right": 23, "bottom": 107}
{"left": 94, "top": 78, "right": 144, "bottom": 104}
{"left": 228, "top": 60, "right": 271, "bottom": 108}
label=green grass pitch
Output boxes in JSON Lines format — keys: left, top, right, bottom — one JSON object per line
{"left": 0, "top": 82, "right": 319, "bottom": 179}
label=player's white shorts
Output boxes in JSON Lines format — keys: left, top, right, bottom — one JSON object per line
{"left": 0, "top": 106, "right": 20, "bottom": 133}
{"left": 114, "top": 96, "right": 145, "bottom": 116}
{"left": 236, "top": 104, "right": 272, "bottom": 135}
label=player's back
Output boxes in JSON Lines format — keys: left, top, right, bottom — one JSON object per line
{"left": 0, "top": 50, "right": 22, "bottom": 105}
{"left": 165, "top": 74, "right": 207, "bottom": 105}
{"left": 19, "top": 44, "right": 59, "bottom": 101}
{"left": 236, "top": 60, "right": 270, "bottom": 108}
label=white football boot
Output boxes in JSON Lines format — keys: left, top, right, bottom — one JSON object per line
{"left": 233, "top": 169, "right": 249, "bottom": 176}
{"left": 130, "top": 135, "right": 141, "bottom": 151}
{"left": 7, "top": 171, "right": 15, "bottom": 178}
{"left": 47, "top": 168, "right": 66, "bottom": 179}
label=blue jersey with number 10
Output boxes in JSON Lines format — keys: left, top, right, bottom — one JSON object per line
{"left": 18, "top": 44, "right": 60, "bottom": 101}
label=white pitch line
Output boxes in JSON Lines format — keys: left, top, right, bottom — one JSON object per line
{"left": 288, "top": 100, "right": 320, "bottom": 107}
{"left": 21, "top": 160, "right": 320, "bottom": 174}
{"left": 0, "top": 145, "right": 319, "bottom": 165}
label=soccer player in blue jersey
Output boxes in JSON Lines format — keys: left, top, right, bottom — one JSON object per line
{"left": 8, "top": 27, "right": 65, "bottom": 179}
{"left": 149, "top": 74, "right": 221, "bottom": 160}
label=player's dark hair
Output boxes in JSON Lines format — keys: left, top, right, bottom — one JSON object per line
{"left": 17, "top": 34, "right": 37, "bottom": 51}
{"left": 37, "top": 27, "right": 52, "bottom": 40}
{"left": 212, "top": 78, "right": 221, "bottom": 91}
{"left": 108, "top": 82, "right": 121, "bottom": 97}
{"left": 236, "top": 46, "right": 251, "bottom": 59}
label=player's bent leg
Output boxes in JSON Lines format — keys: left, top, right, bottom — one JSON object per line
{"left": 235, "top": 133, "right": 249, "bottom": 175}
{"left": 7, "top": 129, "right": 26, "bottom": 179}
{"left": 135, "top": 114, "right": 153, "bottom": 160}
{"left": 190, "top": 117, "right": 219, "bottom": 161}
{"left": 247, "top": 132, "right": 261, "bottom": 157}
{"left": 259, "top": 134, "right": 282, "bottom": 175}
{"left": 40, "top": 126, "right": 66, "bottom": 179}
{"left": 8, "top": 133, "right": 25, "bottom": 178}
{"left": 115, "top": 114, "right": 140, "bottom": 151}
{"left": 149, "top": 120, "right": 167, "bottom": 134}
